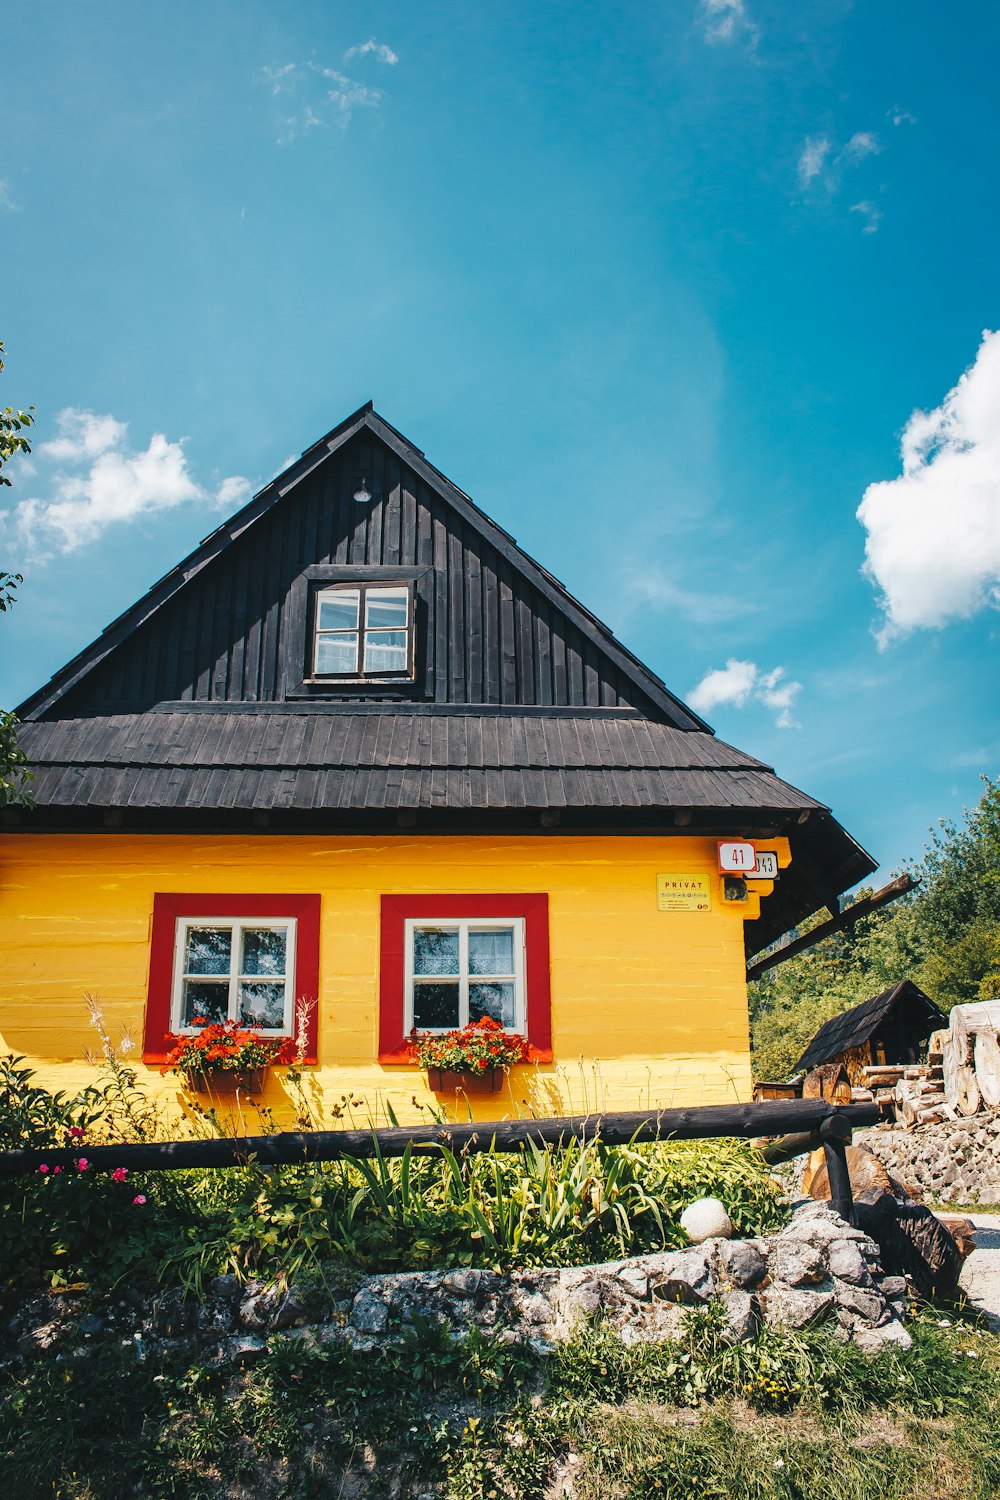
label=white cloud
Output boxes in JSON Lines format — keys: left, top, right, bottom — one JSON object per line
{"left": 627, "top": 569, "right": 753, "bottom": 625}
{"left": 699, "top": 0, "right": 758, "bottom": 46}
{"left": 688, "top": 658, "right": 802, "bottom": 727}
{"left": 0, "top": 408, "right": 252, "bottom": 562}
{"left": 798, "top": 135, "right": 831, "bottom": 189}
{"left": 314, "top": 68, "right": 383, "bottom": 124}
{"left": 889, "top": 106, "right": 917, "bottom": 127}
{"left": 849, "top": 200, "right": 882, "bottom": 235}
{"left": 858, "top": 330, "right": 1000, "bottom": 643}
{"left": 842, "top": 131, "right": 881, "bottom": 164}
{"left": 40, "top": 408, "right": 127, "bottom": 463}
{"left": 0, "top": 180, "right": 19, "bottom": 212}
{"left": 344, "top": 39, "right": 398, "bottom": 66}
{"left": 259, "top": 58, "right": 390, "bottom": 141}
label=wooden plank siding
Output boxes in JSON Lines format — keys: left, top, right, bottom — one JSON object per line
{"left": 51, "top": 432, "right": 659, "bottom": 716}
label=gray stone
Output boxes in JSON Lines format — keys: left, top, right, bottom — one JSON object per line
{"left": 209, "top": 1274, "right": 241, "bottom": 1303}
{"left": 762, "top": 1286, "right": 835, "bottom": 1330}
{"left": 351, "top": 1293, "right": 389, "bottom": 1334}
{"left": 564, "top": 1283, "right": 602, "bottom": 1321}
{"left": 722, "top": 1289, "right": 758, "bottom": 1342}
{"left": 240, "top": 1292, "right": 280, "bottom": 1332}
{"left": 221, "top": 1334, "right": 266, "bottom": 1365}
{"left": 879, "top": 1276, "right": 908, "bottom": 1299}
{"left": 78, "top": 1313, "right": 105, "bottom": 1337}
{"left": 773, "top": 1240, "right": 827, "bottom": 1287}
{"left": 855, "top": 1319, "right": 913, "bottom": 1354}
{"left": 648, "top": 1249, "right": 714, "bottom": 1304}
{"left": 719, "top": 1239, "right": 767, "bottom": 1289}
{"left": 615, "top": 1267, "right": 649, "bottom": 1300}
{"left": 827, "top": 1241, "right": 870, "bottom": 1286}
{"left": 17, "top": 1321, "right": 64, "bottom": 1357}
{"left": 834, "top": 1285, "right": 886, "bottom": 1323}
{"left": 272, "top": 1289, "right": 311, "bottom": 1331}
{"left": 442, "top": 1269, "right": 482, "bottom": 1299}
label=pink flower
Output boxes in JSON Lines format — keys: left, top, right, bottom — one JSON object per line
{"left": 133, "top": 1195, "right": 147, "bottom": 1206}
{"left": 37, "top": 1164, "right": 49, "bottom": 1174}
{"left": 68, "top": 1126, "right": 85, "bottom": 1139}
{"left": 111, "top": 1167, "right": 128, "bottom": 1183}
{"left": 76, "top": 1158, "right": 89, "bottom": 1172}
{"left": 52, "top": 1165, "right": 64, "bottom": 1176}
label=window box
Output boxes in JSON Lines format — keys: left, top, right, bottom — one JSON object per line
{"left": 379, "top": 895, "right": 552, "bottom": 1065}
{"left": 144, "top": 894, "right": 321, "bottom": 1065}
{"left": 428, "top": 1066, "right": 501, "bottom": 1095}
{"left": 184, "top": 1064, "right": 270, "bottom": 1095}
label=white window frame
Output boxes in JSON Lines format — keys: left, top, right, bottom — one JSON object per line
{"left": 403, "top": 916, "right": 527, "bottom": 1034}
{"left": 312, "top": 580, "right": 414, "bottom": 680}
{"left": 170, "top": 917, "right": 298, "bottom": 1035}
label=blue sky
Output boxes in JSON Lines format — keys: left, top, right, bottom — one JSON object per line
{"left": 1, "top": 0, "right": 998, "bottom": 881}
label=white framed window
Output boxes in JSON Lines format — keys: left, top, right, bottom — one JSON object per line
{"left": 170, "top": 918, "right": 297, "bottom": 1034}
{"left": 313, "top": 581, "right": 412, "bottom": 678}
{"left": 404, "top": 917, "right": 526, "bottom": 1034}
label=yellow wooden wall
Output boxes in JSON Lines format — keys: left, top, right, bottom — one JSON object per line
{"left": 0, "top": 832, "right": 786, "bottom": 1127}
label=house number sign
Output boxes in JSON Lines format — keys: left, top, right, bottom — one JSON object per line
{"left": 717, "top": 840, "right": 756, "bottom": 874}
{"left": 747, "top": 850, "right": 779, "bottom": 880}
{"left": 656, "top": 874, "right": 712, "bottom": 912}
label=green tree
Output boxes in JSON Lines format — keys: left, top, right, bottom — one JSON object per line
{"left": 750, "top": 777, "right": 1000, "bottom": 1079}
{"left": 1, "top": 340, "right": 34, "bottom": 808}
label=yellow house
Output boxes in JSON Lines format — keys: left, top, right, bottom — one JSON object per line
{"left": 0, "top": 404, "right": 875, "bottom": 1125}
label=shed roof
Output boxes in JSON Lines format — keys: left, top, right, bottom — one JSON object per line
{"left": 794, "top": 980, "right": 946, "bottom": 1072}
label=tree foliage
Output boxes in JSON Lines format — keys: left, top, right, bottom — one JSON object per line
{"left": 1, "top": 340, "right": 34, "bottom": 808}
{"left": 750, "top": 777, "right": 1000, "bottom": 1080}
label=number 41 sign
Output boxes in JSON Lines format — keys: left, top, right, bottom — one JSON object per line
{"left": 717, "top": 842, "right": 780, "bottom": 880}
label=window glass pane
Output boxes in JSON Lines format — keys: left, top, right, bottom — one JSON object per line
{"left": 182, "top": 980, "right": 229, "bottom": 1027}
{"left": 241, "top": 928, "right": 287, "bottom": 977}
{"left": 469, "top": 982, "right": 516, "bottom": 1029}
{"left": 363, "top": 631, "right": 408, "bottom": 674}
{"left": 468, "top": 928, "right": 515, "bottom": 976}
{"left": 239, "top": 982, "right": 286, "bottom": 1028}
{"left": 412, "top": 927, "right": 460, "bottom": 975}
{"left": 413, "top": 981, "right": 460, "bottom": 1030}
{"left": 318, "top": 590, "right": 360, "bottom": 630}
{"left": 315, "top": 633, "right": 359, "bottom": 674}
{"left": 366, "top": 587, "right": 409, "bottom": 629}
{"left": 185, "top": 927, "right": 232, "bottom": 976}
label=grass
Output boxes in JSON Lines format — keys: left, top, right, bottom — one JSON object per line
{"left": 2, "top": 1304, "right": 999, "bottom": 1499}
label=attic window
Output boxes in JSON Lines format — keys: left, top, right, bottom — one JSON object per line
{"left": 313, "top": 582, "right": 412, "bottom": 679}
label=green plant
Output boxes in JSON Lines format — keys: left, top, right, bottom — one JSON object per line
{"left": 162, "top": 1016, "right": 295, "bottom": 1077}
{"left": 410, "top": 1015, "right": 530, "bottom": 1076}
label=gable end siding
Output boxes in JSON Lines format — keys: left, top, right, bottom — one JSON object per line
{"left": 52, "top": 432, "right": 664, "bottom": 716}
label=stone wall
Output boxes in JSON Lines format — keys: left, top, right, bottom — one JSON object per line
{"left": 6, "top": 1202, "right": 912, "bottom": 1375}
{"left": 862, "top": 1111, "right": 1000, "bottom": 1203}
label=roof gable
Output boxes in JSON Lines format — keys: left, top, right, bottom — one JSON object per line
{"left": 18, "top": 404, "right": 707, "bottom": 729}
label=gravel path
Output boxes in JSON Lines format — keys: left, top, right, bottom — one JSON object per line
{"left": 959, "top": 1214, "right": 1000, "bottom": 1330}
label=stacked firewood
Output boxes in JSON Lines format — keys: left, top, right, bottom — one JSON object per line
{"left": 855, "top": 1000, "right": 1000, "bottom": 1129}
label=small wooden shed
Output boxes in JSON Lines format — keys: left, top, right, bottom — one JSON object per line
{"left": 794, "top": 980, "right": 946, "bottom": 1080}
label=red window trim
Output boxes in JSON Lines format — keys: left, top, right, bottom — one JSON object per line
{"left": 143, "top": 893, "right": 321, "bottom": 1065}
{"left": 379, "top": 894, "right": 552, "bottom": 1065}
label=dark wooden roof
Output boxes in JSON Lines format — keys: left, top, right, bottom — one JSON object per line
{"left": 794, "top": 981, "right": 946, "bottom": 1072}
{"left": 9, "top": 402, "right": 878, "bottom": 951}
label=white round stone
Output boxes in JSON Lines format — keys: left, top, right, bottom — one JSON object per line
{"left": 680, "top": 1197, "right": 733, "bottom": 1243}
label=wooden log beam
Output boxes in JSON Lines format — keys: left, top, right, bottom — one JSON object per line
{"left": 746, "top": 874, "right": 918, "bottom": 980}
{"left": 0, "top": 1099, "right": 880, "bottom": 1181}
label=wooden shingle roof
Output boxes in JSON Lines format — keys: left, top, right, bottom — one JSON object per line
{"left": 794, "top": 981, "right": 946, "bottom": 1072}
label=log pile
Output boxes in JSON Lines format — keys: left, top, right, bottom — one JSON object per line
{"left": 854, "top": 1001, "right": 1000, "bottom": 1129}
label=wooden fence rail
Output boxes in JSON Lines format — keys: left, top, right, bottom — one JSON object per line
{"left": 0, "top": 1099, "right": 879, "bottom": 1190}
